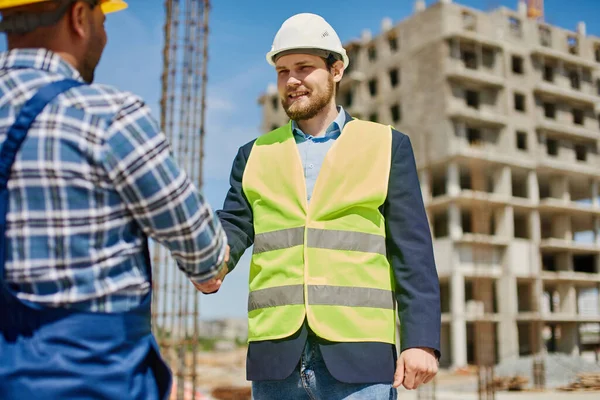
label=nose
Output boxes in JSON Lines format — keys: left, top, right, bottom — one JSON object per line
{"left": 286, "top": 74, "right": 301, "bottom": 87}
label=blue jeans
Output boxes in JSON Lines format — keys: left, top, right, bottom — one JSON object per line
{"left": 251, "top": 336, "right": 398, "bottom": 400}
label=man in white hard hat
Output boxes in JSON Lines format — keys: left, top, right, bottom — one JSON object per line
{"left": 199, "top": 12, "right": 440, "bottom": 399}
{"left": 0, "top": 1, "right": 228, "bottom": 399}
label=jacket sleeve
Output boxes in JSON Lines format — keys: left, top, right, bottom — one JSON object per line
{"left": 385, "top": 130, "right": 441, "bottom": 358}
{"left": 216, "top": 142, "right": 255, "bottom": 271}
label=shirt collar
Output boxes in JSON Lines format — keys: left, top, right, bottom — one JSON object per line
{"left": 292, "top": 105, "right": 346, "bottom": 142}
{"left": 0, "top": 48, "right": 84, "bottom": 81}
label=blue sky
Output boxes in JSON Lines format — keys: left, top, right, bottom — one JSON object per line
{"left": 97, "top": 0, "right": 600, "bottom": 319}
{"left": 3, "top": 0, "right": 600, "bottom": 319}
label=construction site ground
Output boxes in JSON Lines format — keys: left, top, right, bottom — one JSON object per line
{"left": 174, "top": 347, "right": 600, "bottom": 400}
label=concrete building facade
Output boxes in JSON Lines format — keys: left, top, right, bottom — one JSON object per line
{"left": 257, "top": 0, "right": 600, "bottom": 368}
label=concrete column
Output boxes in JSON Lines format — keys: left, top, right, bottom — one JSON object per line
{"left": 552, "top": 215, "right": 572, "bottom": 241}
{"left": 451, "top": 272, "right": 467, "bottom": 367}
{"left": 550, "top": 175, "right": 570, "bottom": 202}
{"left": 420, "top": 169, "right": 431, "bottom": 204}
{"left": 558, "top": 284, "right": 577, "bottom": 314}
{"left": 530, "top": 210, "right": 542, "bottom": 243}
{"left": 447, "top": 162, "right": 460, "bottom": 196}
{"left": 592, "top": 179, "right": 599, "bottom": 208}
{"left": 496, "top": 206, "right": 515, "bottom": 238}
{"left": 528, "top": 170, "right": 540, "bottom": 203}
{"left": 494, "top": 166, "right": 512, "bottom": 197}
{"left": 449, "top": 203, "right": 462, "bottom": 239}
{"left": 557, "top": 323, "right": 579, "bottom": 356}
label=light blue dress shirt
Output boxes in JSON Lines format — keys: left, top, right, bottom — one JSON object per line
{"left": 291, "top": 106, "right": 347, "bottom": 202}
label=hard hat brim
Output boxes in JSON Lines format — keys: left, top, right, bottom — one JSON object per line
{"left": 267, "top": 46, "right": 349, "bottom": 69}
{"left": 101, "top": 0, "right": 128, "bottom": 14}
{"left": 0, "top": 0, "right": 127, "bottom": 13}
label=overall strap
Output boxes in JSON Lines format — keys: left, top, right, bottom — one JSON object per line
{"left": 0, "top": 79, "right": 84, "bottom": 286}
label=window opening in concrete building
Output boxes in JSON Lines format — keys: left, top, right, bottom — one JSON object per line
{"left": 542, "top": 253, "right": 556, "bottom": 271}
{"left": 570, "top": 175, "right": 594, "bottom": 205}
{"left": 575, "top": 144, "right": 587, "bottom": 161}
{"left": 567, "top": 36, "right": 578, "bottom": 55}
{"left": 509, "top": 17, "right": 522, "bottom": 38}
{"left": 271, "top": 96, "right": 278, "bottom": 110}
{"left": 482, "top": 47, "right": 495, "bottom": 69}
{"left": 461, "top": 209, "right": 473, "bottom": 233}
{"left": 543, "top": 64, "right": 554, "bottom": 82}
{"left": 540, "top": 215, "right": 568, "bottom": 241}
{"left": 389, "top": 68, "right": 399, "bottom": 87}
{"left": 466, "top": 322, "right": 499, "bottom": 364}
{"left": 544, "top": 102, "right": 556, "bottom": 119}
{"left": 368, "top": 112, "right": 378, "bottom": 123}
{"left": 467, "top": 127, "right": 482, "bottom": 146}
{"left": 518, "top": 322, "right": 535, "bottom": 356}
{"left": 461, "top": 49, "right": 477, "bottom": 69}
{"left": 538, "top": 176, "right": 550, "bottom": 199}
{"left": 539, "top": 26, "right": 551, "bottom": 47}
{"left": 388, "top": 34, "right": 398, "bottom": 51}
{"left": 346, "top": 48, "right": 357, "bottom": 73}
{"left": 271, "top": 124, "right": 278, "bottom": 131}
{"left": 572, "top": 108, "right": 584, "bottom": 125}
{"left": 431, "top": 170, "right": 446, "bottom": 197}
{"left": 466, "top": 90, "right": 480, "bottom": 109}
{"left": 390, "top": 104, "right": 401, "bottom": 122}
{"left": 573, "top": 255, "right": 596, "bottom": 274}
{"left": 569, "top": 70, "right": 581, "bottom": 90}
{"left": 460, "top": 166, "right": 472, "bottom": 191}
{"left": 344, "top": 89, "right": 353, "bottom": 107}
{"left": 462, "top": 11, "right": 475, "bottom": 31}
{"left": 573, "top": 216, "right": 594, "bottom": 245}
{"left": 433, "top": 210, "right": 448, "bottom": 238}
{"left": 367, "top": 45, "right": 377, "bottom": 62}
{"left": 512, "top": 55, "right": 524, "bottom": 74}
{"left": 514, "top": 212, "right": 530, "bottom": 238}
{"left": 516, "top": 131, "right": 527, "bottom": 150}
{"left": 517, "top": 281, "right": 535, "bottom": 312}
{"left": 368, "top": 78, "right": 377, "bottom": 96}
{"left": 595, "top": 45, "right": 600, "bottom": 62}
{"left": 512, "top": 170, "right": 529, "bottom": 198}
{"left": 596, "top": 79, "right": 600, "bottom": 96}
{"left": 440, "top": 281, "right": 450, "bottom": 313}
{"left": 514, "top": 92, "right": 526, "bottom": 112}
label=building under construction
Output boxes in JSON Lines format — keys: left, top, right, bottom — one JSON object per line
{"left": 258, "top": 0, "right": 600, "bottom": 369}
{"left": 151, "top": 0, "right": 210, "bottom": 398}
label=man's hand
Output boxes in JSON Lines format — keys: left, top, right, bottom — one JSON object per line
{"left": 192, "top": 245, "right": 229, "bottom": 294}
{"left": 393, "top": 347, "right": 438, "bottom": 390}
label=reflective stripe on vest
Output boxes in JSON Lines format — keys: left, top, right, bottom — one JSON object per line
{"left": 242, "top": 119, "right": 395, "bottom": 344}
{"left": 253, "top": 227, "right": 386, "bottom": 256}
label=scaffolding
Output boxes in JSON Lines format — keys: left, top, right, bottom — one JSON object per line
{"left": 151, "top": 1, "right": 211, "bottom": 399}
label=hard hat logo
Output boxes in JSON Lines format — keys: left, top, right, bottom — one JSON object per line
{"left": 266, "top": 13, "right": 349, "bottom": 69}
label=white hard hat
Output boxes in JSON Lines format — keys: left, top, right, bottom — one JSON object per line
{"left": 266, "top": 13, "right": 349, "bottom": 69}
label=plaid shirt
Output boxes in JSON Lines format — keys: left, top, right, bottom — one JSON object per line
{"left": 0, "top": 49, "right": 227, "bottom": 312}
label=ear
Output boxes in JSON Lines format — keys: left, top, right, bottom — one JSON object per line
{"left": 331, "top": 60, "right": 344, "bottom": 83}
{"left": 67, "top": 1, "right": 89, "bottom": 39}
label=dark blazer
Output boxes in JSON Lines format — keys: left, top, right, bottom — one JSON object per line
{"left": 216, "top": 113, "right": 441, "bottom": 384}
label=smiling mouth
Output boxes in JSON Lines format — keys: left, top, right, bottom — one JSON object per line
{"left": 288, "top": 91, "right": 309, "bottom": 100}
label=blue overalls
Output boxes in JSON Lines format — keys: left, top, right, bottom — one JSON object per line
{"left": 0, "top": 80, "right": 172, "bottom": 399}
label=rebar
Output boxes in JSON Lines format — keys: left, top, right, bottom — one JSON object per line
{"left": 151, "top": 1, "right": 211, "bottom": 399}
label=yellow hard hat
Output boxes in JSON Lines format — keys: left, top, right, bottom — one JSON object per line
{"left": 0, "top": 0, "right": 127, "bottom": 14}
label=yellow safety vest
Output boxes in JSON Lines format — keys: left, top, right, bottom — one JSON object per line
{"left": 242, "top": 119, "right": 396, "bottom": 344}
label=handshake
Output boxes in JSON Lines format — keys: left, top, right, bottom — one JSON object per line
{"left": 192, "top": 245, "right": 230, "bottom": 294}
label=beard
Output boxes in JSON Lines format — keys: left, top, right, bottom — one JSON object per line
{"left": 80, "top": 23, "right": 105, "bottom": 84}
{"left": 282, "top": 75, "right": 334, "bottom": 121}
